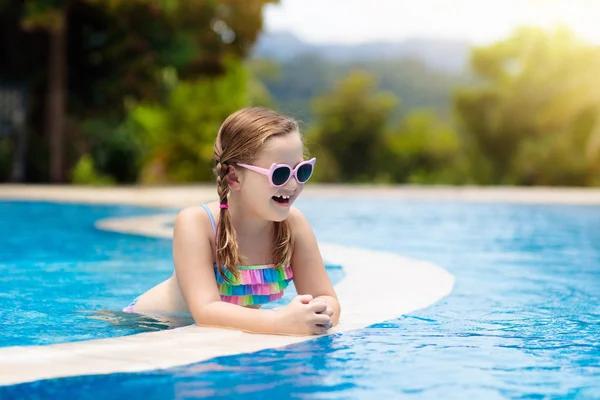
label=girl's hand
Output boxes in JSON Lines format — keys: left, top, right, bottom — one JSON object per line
{"left": 274, "top": 294, "right": 331, "bottom": 335}
{"left": 308, "top": 297, "right": 334, "bottom": 330}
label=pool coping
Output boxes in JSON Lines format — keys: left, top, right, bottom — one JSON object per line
{"left": 3, "top": 184, "right": 600, "bottom": 207}
{"left": 0, "top": 211, "right": 455, "bottom": 387}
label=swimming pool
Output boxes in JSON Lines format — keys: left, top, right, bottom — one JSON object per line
{"left": 1, "top": 198, "right": 599, "bottom": 398}
{"left": 0, "top": 200, "right": 345, "bottom": 347}
{"left": 0, "top": 200, "right": 180, "bottom": 346}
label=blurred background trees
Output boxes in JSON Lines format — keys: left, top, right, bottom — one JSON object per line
{"left": 0, "top": 0, "right": 274, "bottom": 183}
{"left": 1, "top": 1, "right": 599, "bottom": 186}
{"left": 455, "top": 27, "right": 600, "bottom": 186}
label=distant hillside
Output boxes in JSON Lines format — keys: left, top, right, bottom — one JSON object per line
{"left": 252, "top": 31, "right": 472, "bottom": 74}
{"left": 249, "top": 33, "right": 476, "bottom": 123}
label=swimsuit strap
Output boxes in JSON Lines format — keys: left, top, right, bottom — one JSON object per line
{"left": 200, "top": 204, "right": 220, "bottom": 269}
{"left": 200, "top": 204, "right": 217, "bottom": 236}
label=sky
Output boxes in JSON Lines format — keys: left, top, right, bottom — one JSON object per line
{"left": 264, "top": 0, "right": 600, "bottom": 45}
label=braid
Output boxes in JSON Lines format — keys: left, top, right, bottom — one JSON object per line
{"left": 272, "top": 220, "right": 293, "bottom": 267}
{"left": 215, "top": 162, "right": 229, "bottom": 206}
{"left": 213, "top": 160, "right": 242, "bottom": 283}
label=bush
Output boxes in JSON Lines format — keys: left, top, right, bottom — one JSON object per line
{"left": 70, "top": 154, "right": 115, "bottom": 186}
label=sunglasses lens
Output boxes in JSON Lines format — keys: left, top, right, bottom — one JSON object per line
{"left": 272, "top": 166, "right": 291, "bottom": 186}
{"left": 297, "top": 163, "right": 313, "bottom": 183}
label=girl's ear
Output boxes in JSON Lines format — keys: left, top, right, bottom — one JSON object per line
{"left": 226, "top": 165, "right": 243, "bottom": 191}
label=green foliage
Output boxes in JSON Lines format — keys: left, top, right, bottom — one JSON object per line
{"left": 70, "top": 153, "right": 115, "bottom": 185}
{"left": 306, "top": 70, "right": 467, "bottom": 185}
{"left": 0, "top": 0, "right": 273, "bottom": 183}
{"left": 455, "top": 27, "right": 600, "bottom": 186}
{"left": 81, "top": 116, "right": 143, "bottom": 183}
{"left": 6, "top": 0, "right": 600, "bottom": 188}
{"left": 308, "top": 70, "right": 398, "bottom": 182}
{"left": 128, "top": 59, "right": 247, "bottom": 183}
{"left": 383, "top": 110, "right": 466, "bottom": 184}
{"left": 21, "top": 0, "right": 63, "bottom": 32}
{"left": 303, "top": 142, "right": 342, "bottom": 183}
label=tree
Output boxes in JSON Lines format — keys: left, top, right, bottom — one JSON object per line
{"left": 383, "top": 110, "right": 464, "bottom": 184}
{"left": 454, "top": 27, "right": 600, "bottom": 185}
{"left": 0, "top": 0, "right": 276, "bottom": 182}
{"left": 308, "top": 71, "right": 397, "bottom": 182}
{"left": 19, "top": 0, "right": 69, "bottom": 183}
{"left": 128, "top": 59, "right": 248, "bottom": 183}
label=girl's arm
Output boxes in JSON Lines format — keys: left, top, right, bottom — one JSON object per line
{"left": 288, "top": 207, "right": 341, "bottom": 325}
{"left": 172, "top": 206, "right": 329, "bottom": 335}
{"left": 172, "top": 207, "right": 279, "bottom": 333}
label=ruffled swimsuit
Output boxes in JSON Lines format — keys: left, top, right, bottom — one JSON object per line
{"left": 123, "top": 204, "right": 293, "bottom": 312}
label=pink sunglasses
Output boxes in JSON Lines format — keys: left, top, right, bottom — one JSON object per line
{"left": 236, "top": 158, "right": 316, "bottom": 187}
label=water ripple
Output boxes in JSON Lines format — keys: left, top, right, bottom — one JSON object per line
{"left": 1, "top": 199, "right": 599, "bottom": 399}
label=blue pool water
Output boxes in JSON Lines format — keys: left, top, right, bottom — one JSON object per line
{"left": 0, "top": 201, "right": 178, "bottom": 345}
{"left": 0, "top": 201, "right": 343, "bottom": 347}
{"left": 1, "top": 198, "right": 599, "bottom": 399}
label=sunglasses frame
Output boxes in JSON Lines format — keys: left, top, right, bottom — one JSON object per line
{"left": 236, "top": 158, "right": 316, "bottom": 187}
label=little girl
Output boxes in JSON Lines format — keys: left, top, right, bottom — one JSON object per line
{"left": 124, "top": 107, "right": 340, "bottom": 336}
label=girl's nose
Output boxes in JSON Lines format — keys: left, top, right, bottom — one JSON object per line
{"left": 283, "top": 175, "right": 298, "bottom": 191}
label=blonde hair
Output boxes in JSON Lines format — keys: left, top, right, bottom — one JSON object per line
{"left": 212, "top": 107, "right": 299, "bottom": 282}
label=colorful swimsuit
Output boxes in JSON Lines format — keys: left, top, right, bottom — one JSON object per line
{"left": 122, "top": 204, "right": 294, "bottom": 312}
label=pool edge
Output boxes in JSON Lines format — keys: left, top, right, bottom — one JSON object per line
{"left": 0, "top": 213, "right": 455, "bottom": 386}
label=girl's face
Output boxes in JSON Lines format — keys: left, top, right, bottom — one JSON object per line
{"left": 238, "top": 131, "right": 306, "bottom": 222}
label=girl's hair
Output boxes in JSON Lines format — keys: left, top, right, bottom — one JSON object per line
{"left": 212, "top": 107, "right": 300, "bottom": 281}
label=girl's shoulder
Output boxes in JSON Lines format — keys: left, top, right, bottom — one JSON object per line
{"left": 286, "top": 206, "right": 303, "bottom": 225}
{"left": 173, "top": 203, "right": 218, "bottom": 240}
{"left": 176, "top": 202, "right": 218, "bottom": 222}
{"left": 287, "top": 206, "right": 313, "bottom": 243}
